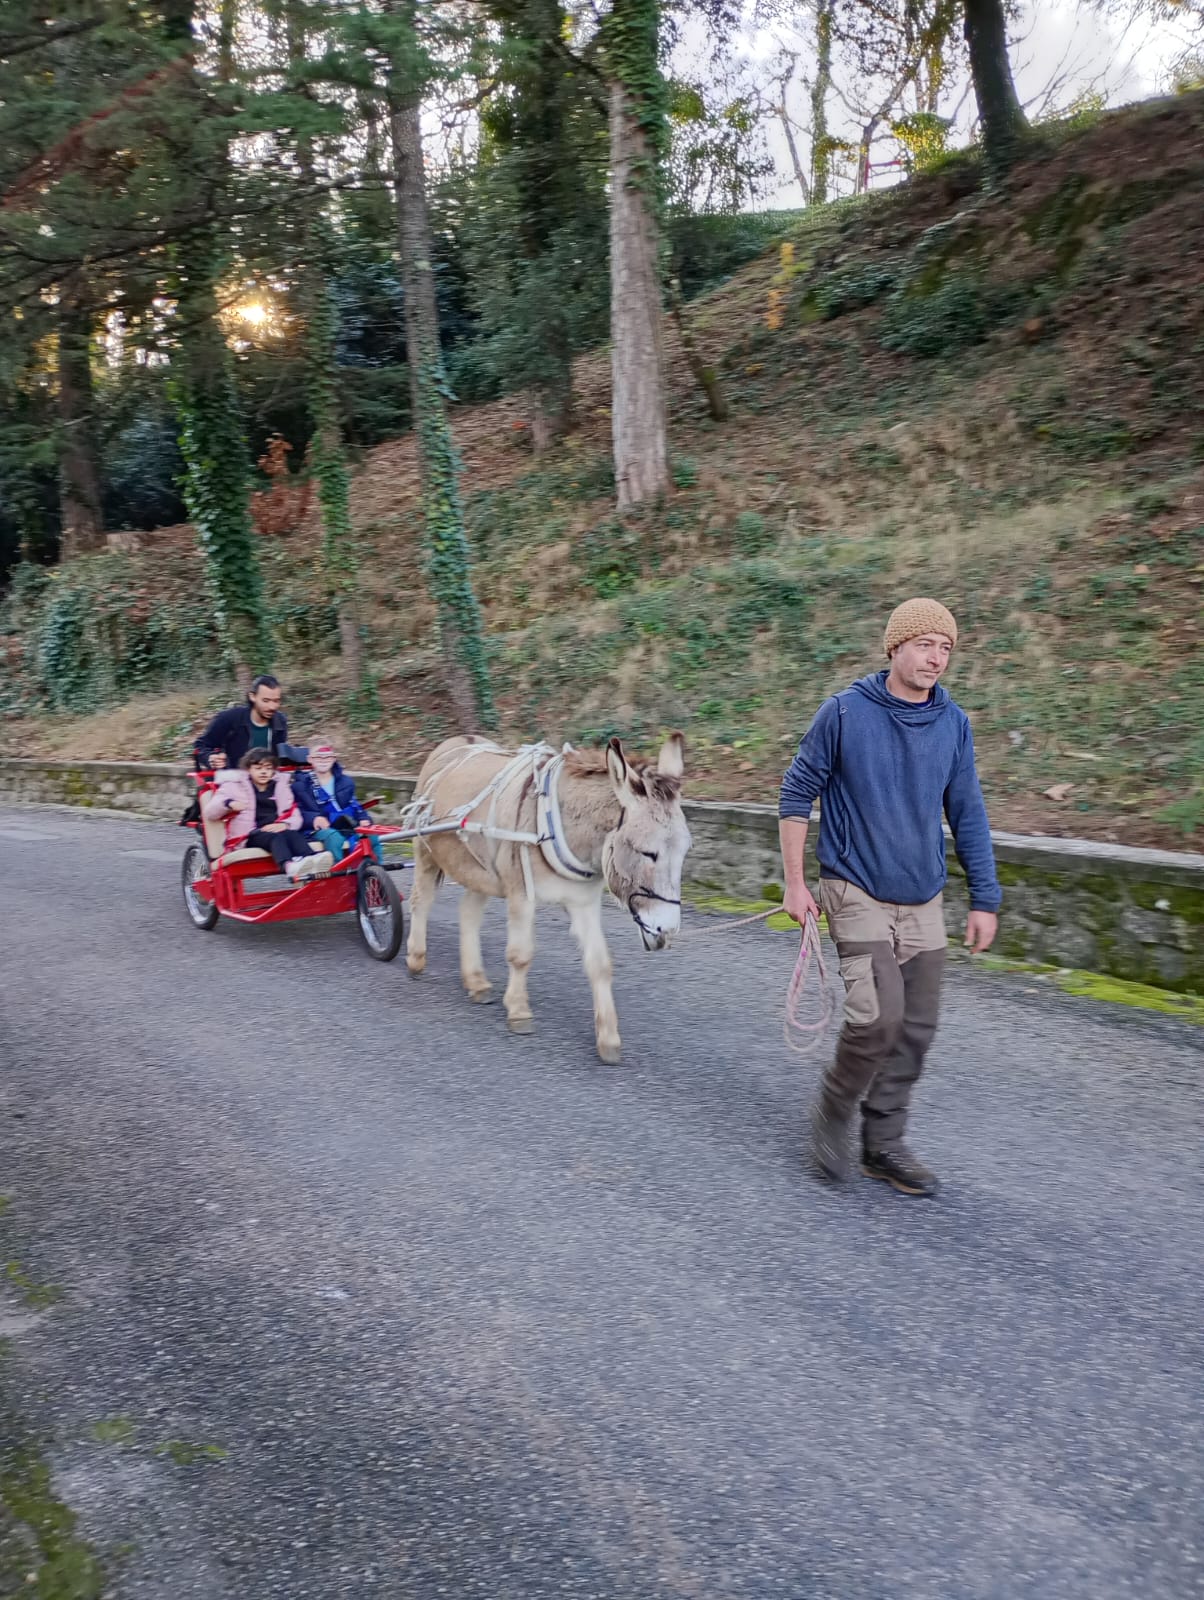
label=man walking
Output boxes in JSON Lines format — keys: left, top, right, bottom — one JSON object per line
{"left": 778, "top": 599, "right": 1000, "bottom": 1197}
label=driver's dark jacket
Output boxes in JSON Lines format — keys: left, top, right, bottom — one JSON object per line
{"left": 192, "top": 704, "right": 308, "bottom": 770}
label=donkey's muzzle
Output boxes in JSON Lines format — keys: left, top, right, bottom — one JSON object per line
{"left": 628, "top": 889, "right": 680, "bottom": 952}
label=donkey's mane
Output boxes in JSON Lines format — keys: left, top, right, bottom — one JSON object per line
{"left": 563, "top": 746, "right": 682, "bottom": 803}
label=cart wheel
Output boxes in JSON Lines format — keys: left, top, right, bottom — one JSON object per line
{"left": 182, "top": 842, "right": 219, "bottom": 930}
{"left": 357, "top": 862, "right": 404, "bottom": 961}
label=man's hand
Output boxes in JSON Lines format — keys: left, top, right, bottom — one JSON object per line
{"left": 209, "top": 751, "right": 227, "bottom": 770}
{"left": 783, "top": 881, "right": 820, "bottom": 925}
{"left": 964, "top": 911, "right": 998, "bottom": 954}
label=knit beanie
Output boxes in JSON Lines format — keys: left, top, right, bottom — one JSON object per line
{"left": 883, "top": 598, "right": 958, "bottom": 656}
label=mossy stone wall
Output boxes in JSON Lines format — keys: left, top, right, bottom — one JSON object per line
{"left": 1, "top": 760, "right": 1200, "bottom": 994}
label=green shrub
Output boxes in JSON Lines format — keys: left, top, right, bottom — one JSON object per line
{"left": 580, "top": 517, "right": 643, "bottom": 598}
{"left": 39, "top": 582, "right": 103, "bottom": 712}
{"left": 718, "top": 558, "right": 808, "bottom": 633}
{"left": 733, "top": 510, "right": 773, "bottom": 554}
{"left": 21, "top": 559, "right": 220, "bottom": 713}
{"left": 891, "top": 111, "right": 950, "bottom": 175}
{"left": 669, "top": 211, "right": 804, "bottom": 300}
{"left": 805, "top": 263, "right": 897, "bottom": 323}
{"left": 880, "top": 272, "right": 1028, "bottom": 358}
{"left": 445, "top": 342, "right": 505, "bottom": 407}
{"left": 618, "top": 588, "right": 675, "bottom": 636}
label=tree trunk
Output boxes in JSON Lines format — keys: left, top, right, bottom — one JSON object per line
{"left": 810, "top": 0, "right": 834, "bottom": 206}
{"left": 963, "top": 0, "right": 1027, "bottom": 176}
{"left": 57, "top": 290, "right": 104, "bottom": 559}
{"left": 529, "top": 369, "right": 574, "bottom": 453}
{"left": 856, "top": 117, "right": 878, "bottom": 194}
{"left": 387, "top": 13, "right": 495, "bottom": 731}
{"left": 609, "top": 77, "right": 669, "bottom": 511}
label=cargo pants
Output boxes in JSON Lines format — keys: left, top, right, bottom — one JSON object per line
{"left": 816, "top": 878, "right": 948, "bottom": 1154}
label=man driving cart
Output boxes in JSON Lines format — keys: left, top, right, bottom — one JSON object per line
{"left": 193, "top": 675, "right": 308, "bottom": 771}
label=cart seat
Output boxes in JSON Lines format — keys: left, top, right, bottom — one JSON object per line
{"left": 201, "top": 805, "right": 324, "bottom": 869}
{"left": 201, "top": 810, "right": 229, "bottom": 861}
{"left": 201, "top": 809, "right": 272, "bottom": 867}
{"left": 218, "top": 843, "right": 328, "bottom": 869}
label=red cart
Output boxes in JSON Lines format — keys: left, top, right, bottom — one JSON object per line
{"left": 180, "top": 772, "right": 405, "bottom": 961}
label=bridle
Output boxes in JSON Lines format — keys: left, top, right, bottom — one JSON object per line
{"left": 627, "top": 886, "right": 682, "bottom": 938}
{"left": 606, "top": 803, "right": 684, "bottom": 938}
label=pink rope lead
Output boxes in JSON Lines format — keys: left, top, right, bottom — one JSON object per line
{"left": 678, "top": 905, "right": 836, "bottom": 1058}
{"left": 783, "top": 911, "right": 836, "bottom": 1058}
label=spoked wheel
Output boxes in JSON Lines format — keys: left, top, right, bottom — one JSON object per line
{"left": 357, "top": 861, "right": 404, "bottom": 961}
{"left": 182, "top": 841, "right": 219, "bottom": 930}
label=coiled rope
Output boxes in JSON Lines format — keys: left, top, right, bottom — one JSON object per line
{"left": 678, "top": 907, "right": 835, "bottom": 1057}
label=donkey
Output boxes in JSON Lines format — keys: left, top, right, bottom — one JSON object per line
{"left": 404, "top": 733, "right": 692, "bottom": 1063}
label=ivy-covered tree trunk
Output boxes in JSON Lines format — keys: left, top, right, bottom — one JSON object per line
{"left": 963, "top": 0, "right": 1027, "bottom": 177}
{"left": 164, "top": 0, "right": 271, "bottom": 684}
{"left": 386, "top": 8, "right": 495, "bottom": 730}
{"left": 605, "top": 0, "right": 669, "bottom": 511}
{"left": 303, "top": 261, "right": 363, "bottom": 689}
{"left": 286, "top": 0, "right": 363, "bottom": 690}
{"left": 174, "top": 256, "right": 272, "bottom": 684}
{"left": 810, "top": 0, "right": 834, "bottom": 206}
{"left": 56, "top": 287, "right": 104, "bottom": 559}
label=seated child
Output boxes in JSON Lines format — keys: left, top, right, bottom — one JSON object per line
{"left": 201, "top": 750, "right": 334, "bottom": 880}
{"left": 293, "top": 741, "right": 383, "bottom": 864}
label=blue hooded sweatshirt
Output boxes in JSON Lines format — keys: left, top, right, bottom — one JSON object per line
{"left": 778, "top": 671, "right": 1002, "bottom": 911}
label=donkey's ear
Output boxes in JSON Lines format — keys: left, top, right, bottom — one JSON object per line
{"left": 657, "top": 731, "right": 685, "bottom": 779}
{"left": 606, "top": 736, "right": 629, "bottom": 794}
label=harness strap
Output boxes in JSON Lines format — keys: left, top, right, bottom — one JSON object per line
{"left": 402, "top": 741, "right": 600, "bottom": 900}
{"left": 536, "top": 754, "right": 598, "bottom": 883}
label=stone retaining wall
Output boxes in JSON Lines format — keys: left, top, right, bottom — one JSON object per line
{"left": 1, "top": 757, "right": 1200, "bottom": 994}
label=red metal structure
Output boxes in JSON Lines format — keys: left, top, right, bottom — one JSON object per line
{"left": 180, "top": 772, "right": 405, "bottom": 960}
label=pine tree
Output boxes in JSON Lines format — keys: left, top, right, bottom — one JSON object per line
{"left": 0, "top": 0, "right": 139, "bottom": 560}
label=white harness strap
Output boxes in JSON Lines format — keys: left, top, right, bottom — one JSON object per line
{"left": 536, "top": 755, "right": 598, "bottom": 883}
{"left": 400, "top": 740, "right": 601, "bottom": 899}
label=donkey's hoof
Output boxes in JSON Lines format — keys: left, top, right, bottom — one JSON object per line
{"left": 406, "top": 953, "right": 426, "bottom": 975}
{"left": 597, "top": 1041, "right": 622, "bottom": 1065}
{"left": 469, "top": 988, "right": 496, "bottom": 1006}
{"left": 507, "top": 1017, "right": 535, "bottom": 1035}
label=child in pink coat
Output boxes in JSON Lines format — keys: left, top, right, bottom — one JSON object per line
{"left": 201, "top": 750, "right": 333, "bottom": 880}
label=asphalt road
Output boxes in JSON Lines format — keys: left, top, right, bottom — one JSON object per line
{"left": 1, "top": 803, "right": 1201, "bottom": 1600}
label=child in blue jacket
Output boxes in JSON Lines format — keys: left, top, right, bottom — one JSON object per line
{"left": 293, "top": 742, "right": 384, "bottom": 863}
